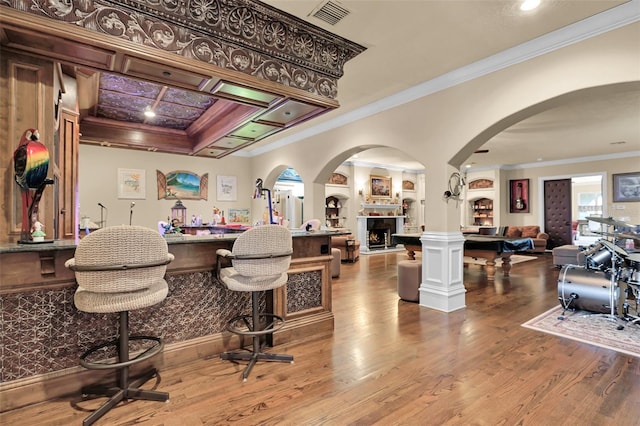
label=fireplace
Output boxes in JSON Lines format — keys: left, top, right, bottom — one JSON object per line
{"left": 367, "top": 218, "right": 397, "bottom": 250}
{"left": 356, "top": 215, "right": 405, "bottom": 253}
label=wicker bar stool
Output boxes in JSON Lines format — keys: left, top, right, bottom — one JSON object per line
{"left": 65, "top": 225, "right": 173, "bottom": 426}
{"left": 216, "top": 225, "right": 294, "bottom": 381}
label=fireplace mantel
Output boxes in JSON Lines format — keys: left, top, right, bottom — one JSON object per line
{"left": 356, "top": 216, "right": 405, "bottom": 253}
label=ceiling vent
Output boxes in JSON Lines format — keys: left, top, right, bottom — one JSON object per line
{"left": 309, "top": 0, "right": 351, "bottom": 25}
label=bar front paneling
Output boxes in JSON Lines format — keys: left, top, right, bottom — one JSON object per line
{"left": 0, "top": 232, "right": 335, "bottom": 412}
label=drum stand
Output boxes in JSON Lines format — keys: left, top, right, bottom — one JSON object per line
{"left": 619, "top": 262, "right": 640, "bottom": 326}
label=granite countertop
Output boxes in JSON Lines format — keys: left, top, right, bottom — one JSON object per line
{"left": 0, "top": 229, "right": 347, "bottom": 254}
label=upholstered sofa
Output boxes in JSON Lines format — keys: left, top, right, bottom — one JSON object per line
{"left": 331, "top": 234, "right": 360, "bottom": 262}
{"left": 501, "top": 225, "right": 549, "bottom": 253}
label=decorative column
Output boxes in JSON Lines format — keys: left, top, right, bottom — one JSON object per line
{"left": 419, "top": 231, "right": 466, "bottom": 312}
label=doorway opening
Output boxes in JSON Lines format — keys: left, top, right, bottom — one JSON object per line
{"left": 274, "top": 167, "right": 304, "bottom": 228}
{"left": 572, "top": 175, "right": 603, "bottom": 246}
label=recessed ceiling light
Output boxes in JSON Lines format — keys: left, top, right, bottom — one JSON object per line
{"left": 520, "top": 0, "right": 541, "bottom": 11}
{"left": 144, "top": 107, "right": 156, "bottom": 118}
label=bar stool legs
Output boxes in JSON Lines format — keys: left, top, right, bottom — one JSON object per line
{"left": 220, "top": 292, "right": 293, "bottom": 381}
{"left": 80, "top": 312, "right": 168, "bottom": 426}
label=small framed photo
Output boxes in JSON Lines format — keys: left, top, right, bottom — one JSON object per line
{"left": 509, "top": 178, "right": 529, "bottom": 213}
{"left": 370, "top": 175, "right": 392, "bottom": 199}
{"left": 118, "top": 168, "right": 146, "bottom": 199}
{"left": 613, "top": 172, "right": 640, "bottom": 202}
{"left": 217, "top": 175, "right": 237, "bottom": 201}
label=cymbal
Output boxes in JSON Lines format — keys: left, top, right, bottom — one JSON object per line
{"left": 591, "top": 230, "right": 616, "bottom": 237}
{"left": 619, "top": 233, "right": 640, "bottom": 242}
{"left": 586, "top": 216, "right": 636, "bottom": 229}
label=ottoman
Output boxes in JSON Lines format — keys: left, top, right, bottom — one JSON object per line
{"left": 552, "top": 244, "right": 585, "bottom": 266}
{"left": 397, "top": 260, "right": 422, "bottom": 302}
{"left": 331, "top": 248, "right": 341, "bottom": 278}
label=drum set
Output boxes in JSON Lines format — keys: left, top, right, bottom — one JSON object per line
{"left": 558, "top": 216, "right": 640, "bottom": 327}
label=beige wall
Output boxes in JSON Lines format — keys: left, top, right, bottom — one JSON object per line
{"left": 79, "top": 145, "right": 254, "bottom": 230}
{"left": 501, "top": 155, "right": 640, "bottom": 227}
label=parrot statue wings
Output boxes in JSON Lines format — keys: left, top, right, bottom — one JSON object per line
{"left": 13, "top": 129, "right": 53, "bottom": 243}
{"left": 14, "top": 129, "right": 49, "bottom": 190}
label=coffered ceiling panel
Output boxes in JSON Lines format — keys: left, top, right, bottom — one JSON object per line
{"left": 257, "top": 100, "right": 326, "bottom": 126}
{"left": 211, "top": 82, "right": 283, "bottom": 108}
{"left": 229, "top": 122, "right": 281, "bottom": 140}
{"left": 121, "top": 56, "right": 213, "bottom": 92}
{"left": 211, "top": 137, "right": 252, "bottom": 149}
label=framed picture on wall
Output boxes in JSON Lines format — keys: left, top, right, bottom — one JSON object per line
{"left": 117, "top": 168, "right": 146, "bottom": 199}
{"left": 217, "top": 175, "right": 237, "bottom": 201}
{"left": 370, "top": 175, "right": 392, "bottom": 198}
{"left": 613, "top": 172, "right": 640, "bottom": 202}
{"left": 509, "top": 178, "right": 529, "bottom": 213}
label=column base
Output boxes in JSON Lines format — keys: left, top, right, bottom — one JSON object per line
{"left": 419, "top": 283, "right": 466, "bottom": 312}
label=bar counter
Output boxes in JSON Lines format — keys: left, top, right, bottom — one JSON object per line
{"left": 0, "top": 230, "right": 340, "bottom": 411}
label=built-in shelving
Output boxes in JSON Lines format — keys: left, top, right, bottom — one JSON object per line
{"left": 472, "top": 198, "right": 493, "bottom": 226}
{"left": 325, "top": 196, "right": 343, "bottom": 228}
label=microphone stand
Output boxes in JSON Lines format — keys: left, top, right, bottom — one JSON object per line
{"left": 99, "top": 204, "right": 106, "bottom": 228}
{"left": 129, "top": 202, "right": 135, "bottom": 226}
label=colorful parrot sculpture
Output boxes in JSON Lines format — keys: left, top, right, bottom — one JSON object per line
{"left": 13, "top": 129, "right": 53, "bottom": 242}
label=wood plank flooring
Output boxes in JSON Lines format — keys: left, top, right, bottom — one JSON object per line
{"left": 2, "top": 252, "right": 639, "bottom": 425}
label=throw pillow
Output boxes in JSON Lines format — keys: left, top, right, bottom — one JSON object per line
{"left": 505, "top": 227, "right": 522, "bottom": 238}
{"left": 521, "top": 226, "right": 540, "bottom": 238}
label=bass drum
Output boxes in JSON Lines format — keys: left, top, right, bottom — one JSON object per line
{"left": 558, "top": 265, "right": 619, "bottom": 314}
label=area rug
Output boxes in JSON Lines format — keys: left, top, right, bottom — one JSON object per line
{"left": 464, "top": 254, "right": 536, "bottom": 266}
{"left": 522, "top": 305, "right": 640, "bottom": 358}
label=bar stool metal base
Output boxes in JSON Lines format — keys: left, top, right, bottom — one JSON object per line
{"left": 79, "top": 311, "right": 169, "bottom": 426}
{"left": 220, "top": 292, "right": 294, "bottom": 381}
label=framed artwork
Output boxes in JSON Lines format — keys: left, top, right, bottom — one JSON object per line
{"left": 117, "top": 168, "right": 146, "bottom": 199}
{"left": 509, "top": 178, "right": 529, "bottom": 213}
{"left": 328, "top": 172, "right": 348, "bottom": 185}
{"left": 402, "top": 180, "right": 415, "bottom": 191}
{"left": 228, "top": 208, "right": 250, "bottom": 223}
{"left": 613, "top": 172, "right": 640, "bottom": 202}
{"left": 156, "top": 170, "right": 208, "bottom": 200}
{"left": 370, "top": 175, "right": 392, "bottom": 199}
{"left": 217, "top": 175, "right": 237, "bottom": 201}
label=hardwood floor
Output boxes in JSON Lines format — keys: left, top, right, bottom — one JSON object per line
{"left": 2, "top": 252, "right": 639, "bottom": 425}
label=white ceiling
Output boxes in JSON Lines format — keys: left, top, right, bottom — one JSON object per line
{"left": 255, "top": 0, "right": 640, "bottom": 171}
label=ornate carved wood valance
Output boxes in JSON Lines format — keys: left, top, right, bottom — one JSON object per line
{"left": 328, "top": 172, "right": 348, "bottom": 185}
{"left": 468, "top": 179, "right": 494, "bottom": 190}
{"left": 3, "top": 0, "right": 366, "bottom": 99}
{"left": 402, "top": 180, "right": 415, "bottom": 191}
